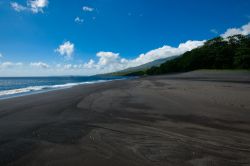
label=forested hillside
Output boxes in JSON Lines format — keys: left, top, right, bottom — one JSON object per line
{"left": 129, "top": 35, "right": 250, "bottom": 76}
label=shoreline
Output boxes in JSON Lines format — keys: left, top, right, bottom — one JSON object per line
{"left": 1, "top": 69, "right": 249, "bottom": 101}
{"left": 0, "top": 78, "right": 129, "bottom": 101}
{"left": 0, "top": 71, "right": 250, "bottom": 166}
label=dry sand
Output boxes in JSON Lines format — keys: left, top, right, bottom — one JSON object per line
{"left": 0, "top": 70, "right": 250, "bottom": 166}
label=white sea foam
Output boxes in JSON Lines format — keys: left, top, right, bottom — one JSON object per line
{"left": 0, "top": 79, "right": 112, "bottom": 98}
{"left": 0, "top": 86, "right": 45, "bottom": 96}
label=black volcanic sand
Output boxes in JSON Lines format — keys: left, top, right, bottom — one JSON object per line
{"left": 0, "top": 70, "right": 250, "bottom": 166}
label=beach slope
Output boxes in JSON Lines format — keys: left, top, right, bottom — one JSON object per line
{"left": 0, "top": 70, "right": 250, "bottom": 166}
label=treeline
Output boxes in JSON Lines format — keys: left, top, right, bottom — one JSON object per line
{"left": 129, "top": 35, "right": 250, "bottom": 76}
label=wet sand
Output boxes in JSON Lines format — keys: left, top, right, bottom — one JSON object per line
{"left": 0, "top": 71, "right": 250, "bottom": 166}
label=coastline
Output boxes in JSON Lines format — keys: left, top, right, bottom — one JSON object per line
{"left": 0, "top": 71, "right": 250, "bottom": 166}
{"left": 0, "top": 77, "right": 129, "bottom": 100}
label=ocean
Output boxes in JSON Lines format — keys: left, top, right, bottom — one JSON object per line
{"left": 0, "top": 76, "right": 128, "bottom": 99}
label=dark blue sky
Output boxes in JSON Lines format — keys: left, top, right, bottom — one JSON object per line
{"left": 0, "top": 0, "right": 250, "bottom": 76}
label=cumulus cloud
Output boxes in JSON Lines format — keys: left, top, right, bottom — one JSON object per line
{"left": 55, "top": 41, "right": 74, "bottom": 59}
{"left": 83, "top": 59, "right": 95, "bottom": 69}
{"left": 96, "top": 52, "right": 120, "bottom": 66}
{"left": 75, "top": 17, "right": 84, "bottom": 23}
{"left": 221, "top": 22, "right": 250, "bottom": 38}
{"left": 28, "top": 0, "right": 49, "bottom": 13}
{"left": 83, "top": 6, "right": 94, "bottom": 12}
{"left": 94, "top": 52, "right": 127, "bottom": 72}
{"left": 51, "top": 53, "right": 127, "bottom": 73}
{"left": 129, "top": 40, "right": 205, "bottom": 67}
{"left": 79, "top": 40, "right": 205, "bottom": 73}
{"left": 10, "top": 2, "right": 27, "bottom": 12}
{"left": 30, "top": 62, "right": 49, "bottom": 68}
{"left": 10, "top": 0, "right": 48, "bottom": 13}
{"left": 0, "top": 38, "right": 204, "bottom": 74}
{"left": 0, "top": 62, "right": 23, "bottom": 69}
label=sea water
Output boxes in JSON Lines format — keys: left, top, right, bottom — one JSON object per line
{"left": 0, "top": 76, "right": 128, "bottom": 99}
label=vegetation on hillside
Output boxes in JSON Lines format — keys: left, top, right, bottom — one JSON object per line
{"left": 129, "top": 35, "right": 250, "bottom": 76}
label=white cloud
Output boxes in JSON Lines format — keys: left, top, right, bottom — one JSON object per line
{"left": 10, "top": 2, "right": 27, "bottom": 12}
{"left": 79, "top": 40, "right": 205, "bottom": 73}
{"left": 83, "top": 6, "right": 94, "bottom": 12}
{"left": 63, "top": 64, "right": 72, "bottom": 70}
{"left": 0, "top": 62, "right": 13, "bottom": 68}
{"left": 94, "top": 52, "right": 126, "bottom": 72}
{"left": 27, "top": 0, "right": 49, "bottom": 13}
{"left": 221, "top": 22, "right": 250, "bottom": 38}
{"left": 0, "top": 53, "right": 3, "bottom": 58}
{"left": 0, "top": 62, "right": 23, "bottom": 69}
{"left": 55, "top": 41, "right": 74, "bottom": 59}
{"left": 75, "top": 17, "right": 84, "bottom": 23}
{"left": 0, "top": 38, "right": 204, "bottom": 75}
{"left": 129, "top": 40, "right": 205, "bottom": 67}
{"left": 10, "top": 0, "right": 48, "bottom": 13}
{"left": 30, "top": 62, "right": 49, "bottom": 68}
{"left": 97, "top": 52, "right": 119, "bottom": 66}
{"left": 83, "top": 59, "right": 95, "bottom": 69}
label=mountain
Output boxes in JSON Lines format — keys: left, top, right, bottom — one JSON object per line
{"left": 120, "top": 56, "right": 178, "bottom": 73}
{"left": 106, "top": 56, "right": 178, "bottom": 76}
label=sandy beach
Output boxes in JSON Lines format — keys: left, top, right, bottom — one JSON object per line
{"left": 0, "top": 70, "right": 250, "bottom": 166}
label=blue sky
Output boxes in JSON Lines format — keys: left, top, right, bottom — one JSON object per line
{"left": 0, "top": 0, "right": 250, "bottom": 76}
